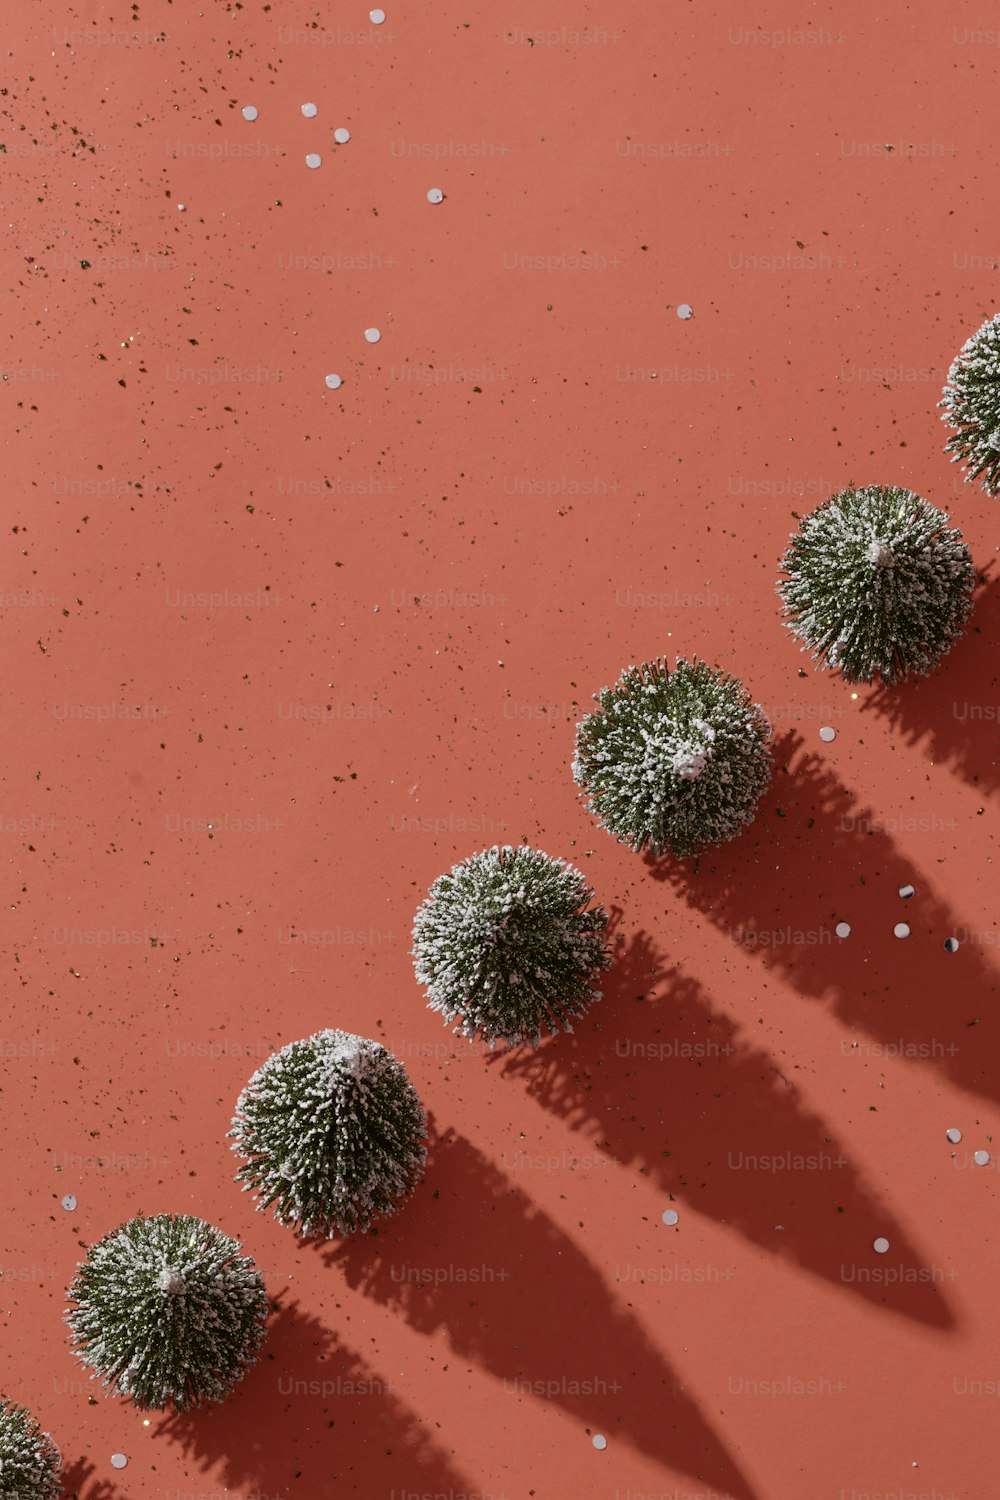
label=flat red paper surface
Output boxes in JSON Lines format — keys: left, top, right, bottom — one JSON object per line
{"left": 2, "top": 4, "right": 998, "bottom": 1498}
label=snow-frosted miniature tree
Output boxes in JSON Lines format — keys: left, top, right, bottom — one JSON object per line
{"left": 411, "top": 844, "right": 611, "bottom": 1048}
{"left": 940, "top": 311, "right": 1000, "bottom": 495}
{"left": 572, "top": 657, "right": 772, "bottom": 860}
{"left": 231, "top": 1030, "right": 427, "bottom": 1238}
{"left": 777, "top": 484, "right": 975, "bottom": 684}
{"left": 64, "top": 1214, "right": 268, "bottom": 1411}
{"left": 0, "top": 1396, "right": 62, "bottom": 1500}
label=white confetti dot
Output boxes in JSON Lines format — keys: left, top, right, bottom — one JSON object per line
{"left": 898, "top": 884, "right": 915, "bottom": 899}
{"left": 325, "top": 373, "right": 343, "bottom": 390}
{"left": 364, "top": 327, "right": 381, "bottom": 343}
{"left": 873, "top": 1237, "right": 890, "bottom": 1254}
{"left": 944, "top": 937, "right": 960, "bottom": 953}
{"left": 592, "top": 1434, "right": 607, "bottom": 1451}
{"left": 835, "top": 921, "right": 851, "bottom": 939}
{"left": 677, "top": 303, "right": 693, "bottom": 319}
{"left": 61, "top": 1194, "right": 77, "bottom": 1212}
{"left": 305, "top": 153, "right": 322, "bottom": 170}
{"left": 176, "top": 203, "right": 186, "bottom": 212}
{"left": 242, "top": 106, "right": 258, "bottom": 122}
{"left": 110, "top": 1454, "right": 128, "bottom": 1470}
{"left": 946, "top": 1128, "right": 962, "bottom": 1144}
{"left": 661, "top": 1208, "right": 679, "bottom": 1226}
{"left": 974, "top": 1150, "right": 990, "bottom": 1166}
{"left": 370, "top": 7, "right": 387, "bottom": 22}
{"left": 819, "top": 725, "right": 836, "bottom": 743}
{"left": 334, "top": 127, "right": 351, "bottom": 144}
{"left": 301, "top": 102, "right": 318, "bottom": 118}
{"left": 427, "top": 187, "right": 444, "bottom": 204}
{"left": 894, "top": 923, "right": 910, "bottom": 939}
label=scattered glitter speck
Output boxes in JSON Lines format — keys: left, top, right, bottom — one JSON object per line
{"left": 334, "top": 128, "right": 351, "bottom": 144}
{"left": 61, "top": 1194, "right": 77, "bottom": 1212}
{"left": 894, "top": 923, "right": 910, "bottom": 939}
{"left": 874, "top": 1237, "right": 890, "bottom": 1254}
{"left": 110, "top": 1454, "right": 128, "bottom": 1470}
{"left": 592, "top": 1434, "right": 607, "bottom": 1451}
{"left": 325, "top": 374, "right": 343, "bottom": 390}
{"left": 661, "top": 1209, "right": 679, "bottom": 1226}
{"left": 819, "top": 725, "right": 836, "bottom": 742}
{"left": 427, "top": 188, "right": 444, "bottom": 204}
{"left": 371, "top": 7, "right": 387, "bottom": 21}
{"left": 364, "top": 327, "right": 381, "bottom": 343}
{"left": 835, "top": 921, "right": 851, "bottom": 939}
{"left": 944, "top": 937, "right": 960, "bottom": 953}
{"left": 301, "top": 102, "right": 318, "bottom": 118}
{"left": 677, "top": 303, "right": 693, "bottom": 319}
{"left": 305, "top": 153, "right": 322, "bottom": 170}
{"left": 899, "top": 884, "right": 915, "bottom": 899}
{"left": 241, "top": 106, "right": 258, "bottom": 122}
{"left": 974, "top": 1150, "right": 990, "bottom": 1166}
{"left": 946, "top": 1128, "right": 962, "bottom": 1144}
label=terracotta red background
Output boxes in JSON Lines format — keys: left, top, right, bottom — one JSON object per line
{"left": 3, "top": 2, "right": 999, "bottom": 1497}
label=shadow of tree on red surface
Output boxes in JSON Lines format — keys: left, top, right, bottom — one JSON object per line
{"left": 60, "top": 1458, "right": 128, "bottom": 1500}
{"left": 323, "top": 1120, "right": 762, "bottom": 1500}
{"left": 153, "top": 1297, "right": 474, "bottom": 1499}
{"left": 486, "top": 933, "right": 957, "bottom": 1331}
{"left": 643, "top": 729, "right": 998, "bottom": 1108}
{"left": 856, "top": 571, "right": 1000, "bottom": 798}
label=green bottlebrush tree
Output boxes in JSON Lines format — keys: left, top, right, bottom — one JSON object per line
{"left": 777, "top": 484, "right": 975, "bottom": 684}
{"left": 572, "top": 657, "right": 772, "bottom": 860}
{"left": 231, "top": 1030, "right": 427, "bottom": 1238}
{"left": 940, "top": 311, "right": 1000, "bottom": 495}
{"left": 0, "top": 1397, "right": 61, "bottom": 1500}
{"left": 412, "top": 844, "right": 611, "bottom": 1047}
{"left": 64, "top": 1214, "right": 268, "bottom": 1411}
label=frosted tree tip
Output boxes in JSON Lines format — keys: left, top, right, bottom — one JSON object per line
{"left": 940, "top": 311, "right": 1000, "bottom": 495}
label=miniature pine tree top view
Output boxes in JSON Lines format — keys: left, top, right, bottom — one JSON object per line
{"left": 0, "top": 1396, "right": 62, "bottom": 1500}
{"left": 231, "top": 1029, "right": 427, "bottom": 1239}
{"left": 64, "top": 1213, "right": 269, "bottom": 1411}
{"left": 776, "top": 484, "right": 975, "bottom": 685}
{"left": 572, "top": 657, "right": 772, "bottom": 860}
{"left": 412, "top": 844, "right": 611, "bottom": 1048}
{"left": 940, "top": 310, "right": 1000, "bottom": 495}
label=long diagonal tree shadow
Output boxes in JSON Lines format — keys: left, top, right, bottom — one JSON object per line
{"left": 154, "top": 1298, "right": 476, "bottom": 1498}
{"left": 59, "top": 1460, "right": 128, "bottom": 1500}
{"left": 321, "top": 1119, "right": 763, "bottom": 1500}
{"left": 644, "top": 730, "right": 999, "bottom": 1108}
{"left": 856, "top": 571, "right": 1000, "bottom": 798}
{"left": 487, "top": 933, "right": 957, "bottom": 1331}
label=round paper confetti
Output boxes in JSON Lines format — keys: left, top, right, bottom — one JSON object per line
{"left": 325, "top": 373, "right": 343, "bottom": 390}
{"left": 177, "top": 203, "right": 186, "bottom": 212}
{"left": 894, "top": 923, "right": 910, "bottom": 939}
{"left": 873, "top": 1237, "right": 890, "bottom": 1254}
{"left": 301, "top": 102, "right": 318, "bottom": 118}
{"left": 899, "top": 884, "right": 915, "bottom": 899}
{"left": 334, "top": 127, "right": 351, "bottom": 144}
{"left": 835, "top": 921, "right": 851, "bottom": 939}
{"left": 110, "top": 1454, "right": 128, "bottom": 1470}
{"left": 592, "top": 1435, "right": 607, "bottom": 1451}
{"left": 364, "top": 327, "right": 381, "bottom": 343}
{"left": 661, "top": 1209, "right": 679, "bottom": 1226}
{"left": 427, "top": 188, "right": 445, "bottom": 204}
{"left": 946, "top": 1128, "right": 962, "bottom": 1144}
{"left": 974, "top": 1150, "right": 990, "bottom": 1166}
{"left": 241, "top": 106, "right": 258, "bottom": 122}
{"left": 819, "top": 725, "right": 836, "bottom": 742}
{"left": 677, "top": 303, "right": 693, "bottom": 319}
{"left": 944, "top": 937, "right": 960, "bottom": 953}
{"left": 61, "top": 1194, "right": 77, "bottom": 1211}
{"left": 370, "top": 7, "right": 387, "bottom": 21}
{"left": 305, "top": 153, "right": 322, "bottom": 170}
